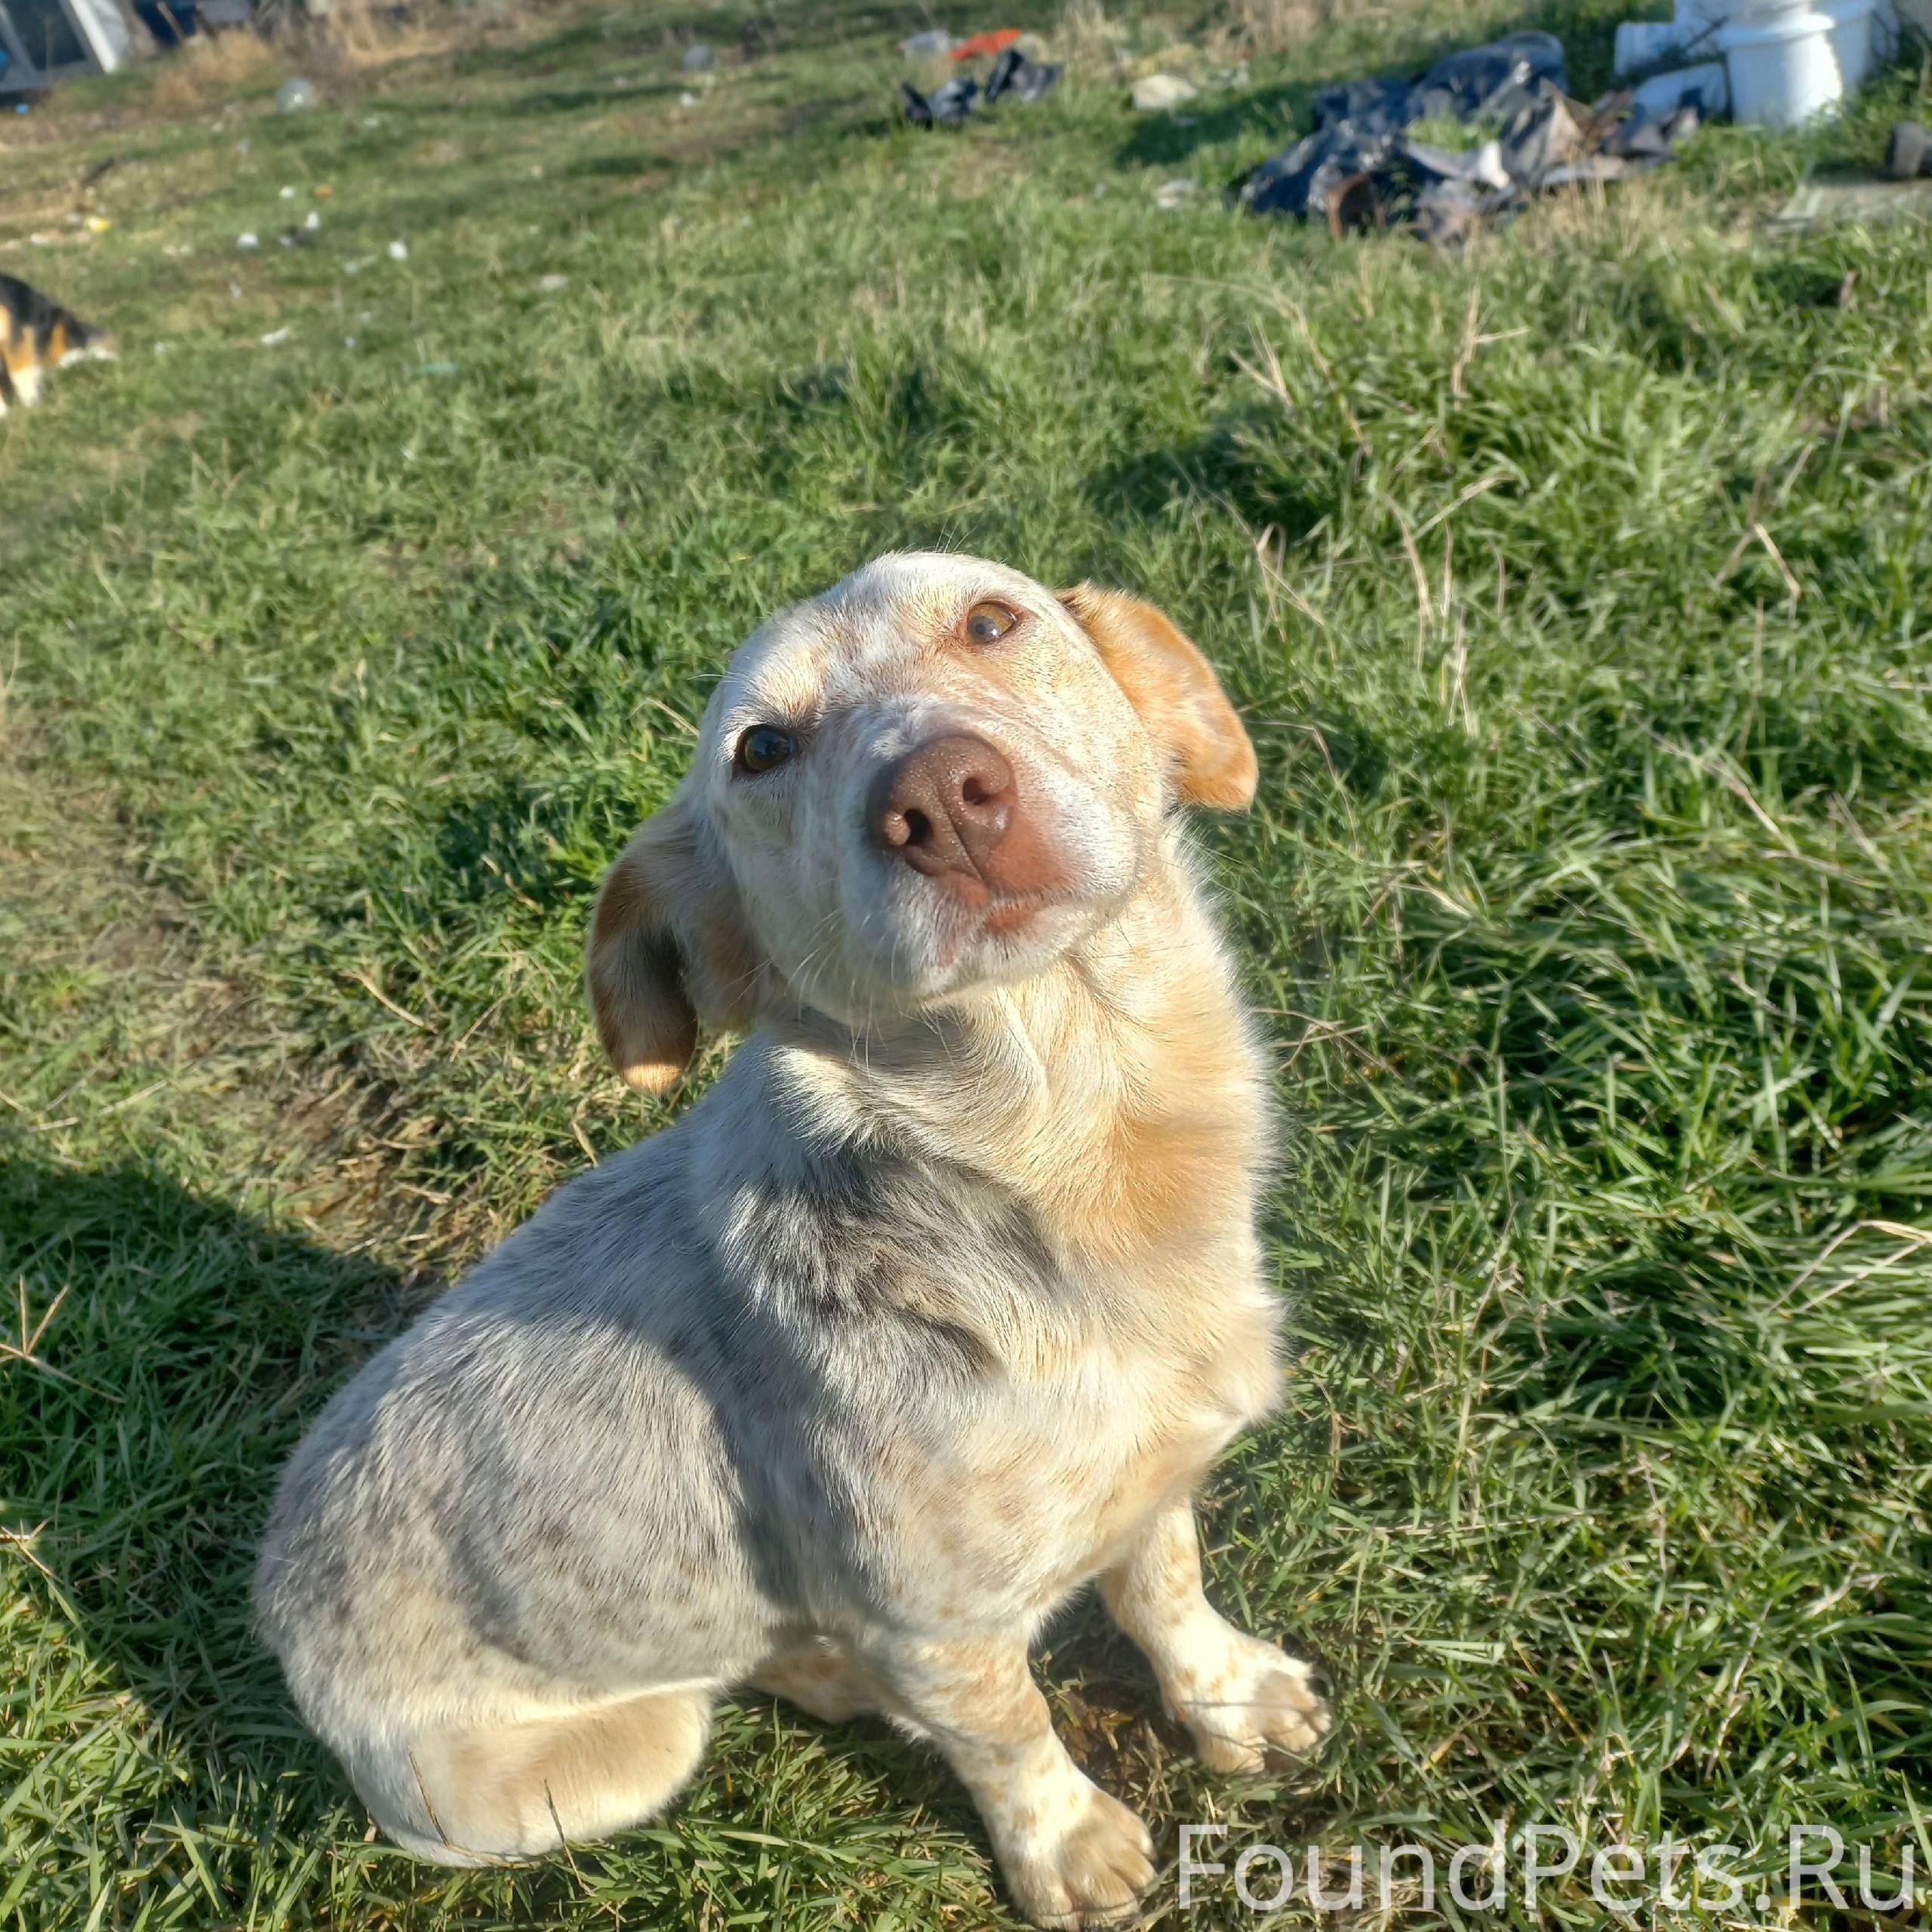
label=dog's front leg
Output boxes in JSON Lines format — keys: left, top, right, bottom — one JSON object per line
{"left": 868, "top": 1632, "right": 1154, "bottom": 1929}
{"left": 1100, "top": 1500, "right": 1333, "bottom": 1772}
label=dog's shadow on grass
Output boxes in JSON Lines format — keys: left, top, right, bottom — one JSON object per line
{"left": 0, "top": 1152, "right": 408, "bottom": 1772}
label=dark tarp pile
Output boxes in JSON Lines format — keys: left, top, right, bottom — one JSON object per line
{"left": 1232, "top": 32, "right": 1709, "bottom": 245}
{"left": 901, "top": 42, "right": 1061, "bottom": 128}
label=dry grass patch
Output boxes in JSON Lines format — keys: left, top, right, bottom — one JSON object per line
{"left": 144, "top": 23, "right": 282, "bottom": 115}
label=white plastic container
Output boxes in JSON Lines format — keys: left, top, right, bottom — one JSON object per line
{"left": 1822, "top": 0, "right": 1875, "bottom": 86}
{"left": 1632, "top": 58, "right": 1732, "bottom": 115}
{"left": 1870, "top": 0, "right": 1901, "bottom": 60}
{"left": 1617, "top": 20, "right": 1688, "bottom": 74}
{"left": 1721, "top": 2, "right": 1845, "bottom": 125}
{"left": 1675, "top": 0, "right": 1740, "bottom": 48}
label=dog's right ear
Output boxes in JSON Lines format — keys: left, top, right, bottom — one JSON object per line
{"left": 586, "top": 792, "right": 755, "bottom": 1095}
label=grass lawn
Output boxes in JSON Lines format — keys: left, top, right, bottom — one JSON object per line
{"left": 4, "top": 1, "right": 1931, "bottom": 1925}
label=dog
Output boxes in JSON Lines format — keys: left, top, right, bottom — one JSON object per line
{"left": 0, "top": 275, "right": 112, "bottom": 415}
{"left": 254, "top": 552, "right": 1334, "bottom": 1929}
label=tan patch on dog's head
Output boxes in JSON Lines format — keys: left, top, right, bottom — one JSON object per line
{"left": 1058, "top": 586, "right": 1257, "bottom": 811}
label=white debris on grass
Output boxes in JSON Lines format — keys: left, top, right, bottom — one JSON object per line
{"left": 1131, "top": 73, "right": 1198, "bottom": 111}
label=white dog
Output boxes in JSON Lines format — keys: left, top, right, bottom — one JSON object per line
{"left": 256, "top": 554, "right": 1333, "bottom": 1928}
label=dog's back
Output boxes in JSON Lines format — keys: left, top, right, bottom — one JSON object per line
{"left": 0, "top": 275, "right": 109, "bottom": 413}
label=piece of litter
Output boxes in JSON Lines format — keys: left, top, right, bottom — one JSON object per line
{"left": 344, "top": 336, "right": 356, "bottom": 348}
{"left": 387, "top": 240, "right": 408, "bottom": 261}
{"left": 1887, "top": 122, "right": 1931, "bottom": 180}
{"left": 1131, "top": 73, "right": 1198, "bottom": 112}
{"left": 984, "top": 45, "right": 1060, "bottom": 104}
{"left": 1614, "top": 20, "right": 1691, "bottom": 76}
{"left": 537, "top": 273, "right": 571, "bottom": 291}
{"left": 84, "top": 214, "right": 111, "bottom": 234}
{"left": 900, "top": 28, "right": 952, "bottom": 57}
{"left": 1773, "top": 174, "right": 1932, "bottom": 228}
{"left": 237, "top": 232, "right": 260, "bottom": 249}
{"left": 901, "top": 76, "right": 978, "bottom": 128}
{"left": 1154, "top": 178, "right": 1198, "bottom": 208}
{"left": 305, "top": 211, "right": 321, "bottom": 230}
{"left": 1402, "top": 137, "right": 1512, "bottom": 193}
{"left": 417, "top": 359, "right": 458, "bottom": 377}
{"left": 344, "top": 257, "right": 372, "bottom": 274}
{"left": 1631, "top": 61, "right": 1727, "bottom": 120}
{"left": 952, "top": 27, "right": 1021, "bottom": 60}
{"left": 903, "top": 45, "right": 1058, "bottom": 126}
{"left": 315, "top": 184, "right": 334, "bottom": 198}
{"left": 680, "top": 90, "right": 699, "bottom": 107}
{"left": 276, "top": 78, "right": 317, "bottom": 113}
{"left": 682, "top": 42, "right": 715, "bottom": 72}
{"left": 152, "top": 341, "right": 170, "bottom": 355}
{"left": 280, "top": 185, "right": 297, "bottom": 199}
{"left": 260, "top": 327, "right": 291, "bottom": 345}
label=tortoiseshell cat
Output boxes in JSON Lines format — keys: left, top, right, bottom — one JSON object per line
{"left": 0, "top": 273, "right": 111, "bottom": 414}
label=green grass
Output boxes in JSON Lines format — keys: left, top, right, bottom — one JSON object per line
{"left": 5, "top": 2, "right": 1932, "bottom": 1926}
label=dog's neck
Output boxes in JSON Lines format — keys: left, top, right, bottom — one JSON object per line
{"left": 763, "top": 826, "right": 1272, "bottom": 1276}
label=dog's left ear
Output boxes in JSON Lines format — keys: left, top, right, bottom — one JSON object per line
{"left": 1059, "top": 586, "right": 1257, "bottom": 811}
{"left": 586, "top": 790, "right": 758, "bottom": 1094}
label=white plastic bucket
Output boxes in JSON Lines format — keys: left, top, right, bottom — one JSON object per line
{"left": 1822, "top": 0, "right": 1875, "bottom": 86}
{"left": 1721, "top": 4, "right": 1845, "bottom": 125}
{"left": 1675, "top": 0, "right": 1740, "bottom": 51}
{"left": 1632, "top": 59, "right": 1732, "bottom": 116}
{"left": 1617, "top": 21, "right": 1687, "bottom": 74}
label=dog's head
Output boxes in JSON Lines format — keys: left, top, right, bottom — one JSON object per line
{"left": 587, "top": 552, "right": 1256, "bottom": 1091}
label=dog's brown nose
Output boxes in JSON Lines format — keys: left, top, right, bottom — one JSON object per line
{"left": 870, "top": 733, "right": 1020, "bottom": 888}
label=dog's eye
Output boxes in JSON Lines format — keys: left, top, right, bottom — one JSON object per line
{"left": 735, "top": 725, "right": 795, "bottom": 774}
{"left": 964, "top": 599, "right": 1020, "bottom": 645}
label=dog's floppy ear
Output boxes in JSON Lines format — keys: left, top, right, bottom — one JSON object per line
{"left": 1059, "top": 586, "right": 1257, "bottom": 811}
{"left": 586, "top": 791, "right": 757, "bottom": 1094}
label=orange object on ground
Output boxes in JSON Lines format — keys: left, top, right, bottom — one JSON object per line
{"left": 951, "top": 27, "right": 1021, "bottom": 59}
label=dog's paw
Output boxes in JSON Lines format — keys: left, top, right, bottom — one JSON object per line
{"left": 1000, "top": 1779, "right": 1155, "bottom": 1930}
{"left": 1169, "top": 1632, "right": 1334, "bottom": 1773}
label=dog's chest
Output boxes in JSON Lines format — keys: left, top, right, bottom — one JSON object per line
{"left": 930, "top": 1268, "right": 1283, "bottom": 1611}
